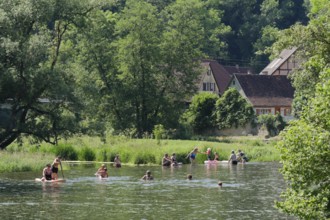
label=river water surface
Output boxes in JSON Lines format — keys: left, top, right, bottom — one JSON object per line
{"left": 0, "top": 162, "right": 294, "bottom": 220}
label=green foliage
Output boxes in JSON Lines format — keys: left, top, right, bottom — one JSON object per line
{"left": 257, "top": 113, "right": 286, "bottom": 137}
{"left": 274, "top": 1, "right": 330, "bottom": 218}
{"left": 78, "top": 147, "right": 96, "bottom": 161}
{"left": 153, "top": 124, "right": 166, "bottom": 142}
{"left": 214, "top": 88, "right": 255, "bottom": 129}
{"left": 134, "top": 152, "right": 156, "bottom": 165}
{"left": 0, "top": 151, "right": 54, "bottom": 173}
{"left": 276, "top": 121, "right": 330, "bottom": 219}
{"left": 183, "top": 92, "right": 218, "bottom": 134}
{"left": 73, "top": 0, "right": 228, "bottom": 138}
{"left": 54, "top": 144, "right": 78, "bottom": 160}
{"left": 0, "top": 0, "right": 104, "bottom": 149}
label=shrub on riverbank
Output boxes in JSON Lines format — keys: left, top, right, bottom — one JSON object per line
{"left": 0, "top": 135, "right": 280, "bottom": 172}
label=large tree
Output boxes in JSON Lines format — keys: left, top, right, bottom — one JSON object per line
{"left": 74, "top": 0, "right": 228, "bottom": 137}
{"left": 0, "top": 0, "right": 103, "bottom": 149}
{"left": 207, "top": 0, "right": 309, "bottom": 72}
{"left": 274, "top": 0, "right": 330, "bottom": 218}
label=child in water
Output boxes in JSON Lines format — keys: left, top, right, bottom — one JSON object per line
{"left": 206, "top": 148, "right": 212, "bottom": 160}
{"left": 96, "top": 164, "right": 108, "bottom": 178}
{"left": 141, "top": 170, "right": 153, "bottom": 180}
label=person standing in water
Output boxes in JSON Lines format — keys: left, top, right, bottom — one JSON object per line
{"left": 114, "top": 154, "right": 121, "bottom": 168}
{"left": 228, "top": 150, "right": 238, "bottom": 165}
{"left": 51, "top": 156, "right": 61, "bottom": 180}
{"left": 206, "top": 148, "right": 212, "bottom": 160}
{"left": 187, "top": 147, "right": 205, "bottom": 163}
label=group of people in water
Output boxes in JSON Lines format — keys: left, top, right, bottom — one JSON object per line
{"left": 95, "top": 154, "right": 122, "bottom": 178}
{"left": 228, "top": 149, "right": 248, "bottom": 164}
{"left": 40, "top": 148, "right": 247, "bottom": 182}
{"left": 41, "top": 157, "right": 62, "bottom": 181}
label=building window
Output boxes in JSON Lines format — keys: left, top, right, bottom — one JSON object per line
{"left": 283, "top": 108, "right": 291, "bottom": 116}
{"left": 256, "top": 108, "right": 271, "bottom": 116}
{"left": 202, "top": 82, "right": 216, "bottom": 91}
{"left": 207, "top": 68, "right": 211, "bottom": 76}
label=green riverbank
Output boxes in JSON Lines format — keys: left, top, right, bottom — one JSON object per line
{"left": 0, "top": 135, "right": 281, "bottom": 173}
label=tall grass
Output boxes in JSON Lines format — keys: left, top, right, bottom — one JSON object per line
{"left": 1, "top": 135, "right": 281, "bottom": 172}
{"left": 0, "top": 151, "right": 54, "bottom": 173}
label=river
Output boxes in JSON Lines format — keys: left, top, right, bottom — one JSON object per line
{"left": 0, "top": 162, "right": 295, "bottom": 220}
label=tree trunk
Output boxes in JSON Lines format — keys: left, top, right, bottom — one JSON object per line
{"left": 0, "top": 132, "right": 19, "bottom": 150}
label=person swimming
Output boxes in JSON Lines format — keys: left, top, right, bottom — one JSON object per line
{"left": 141, "top": 170, "right": 154, "bottom": 180}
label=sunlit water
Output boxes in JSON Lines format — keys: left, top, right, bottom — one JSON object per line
{"left": 0, "top": 162, "right": 295, "bottom": 220}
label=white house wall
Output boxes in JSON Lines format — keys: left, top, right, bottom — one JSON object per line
{"left": 199, "top": 66, "right": 219, "bottom": 94}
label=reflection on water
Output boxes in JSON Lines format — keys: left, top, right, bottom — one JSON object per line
{"left": 0, "top": 163, "right": 295, "bottom": 220}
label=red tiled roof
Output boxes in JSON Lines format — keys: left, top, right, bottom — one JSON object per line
{"left": 201, "top": 59, "right": 254, "bottom": 95}
{"left": 235, "top": 74, "right": 294, "bottom": 106}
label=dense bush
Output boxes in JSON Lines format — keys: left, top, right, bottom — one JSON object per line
{"left": 257, "top": 113, "right": 286, "bottom": 137}
{"left": 215, "top": 88, "right": 255, "bottom": 129}
{"left": 79, "top": 147, "right": 96, "bottom": 161}
{"left": 54, "top": 144, "right": 78, "bottom": 160}
{"left": 134, "top": 152, "right": 156, "bottom": 165}
{"left": 182, "top": 92, "right": 218, "bottom": 134}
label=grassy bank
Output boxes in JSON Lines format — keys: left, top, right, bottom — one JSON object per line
{"left": 0, "top": 135, "right": 281, "bottom": 173}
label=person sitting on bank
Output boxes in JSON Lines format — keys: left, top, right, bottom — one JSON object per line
{"left": 228, "top": 150, "right": 238, "bottom": 165}
{"left": 171, "top": 153, "right": 178, "bottom": 166}
{"left": 141, "top": 170, "right": 153, "bottom": 180}
{"left": 41, "top": 164, "right": 52, "bottom": 181}
{"left": 51, "top": 156, "right": 61, "bottom": 180}
{"left": 162, "top": 153, "right": 172, "bottom": 166}
{"left": 114, "top": 154, "right": 121, "bottom": 168}
{"left": 96, "top": 164, "right": 108, "bottom": 178}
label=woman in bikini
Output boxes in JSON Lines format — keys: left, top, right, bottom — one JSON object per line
{"left": 51, "top": 157, "right": 61, "bottom": 180}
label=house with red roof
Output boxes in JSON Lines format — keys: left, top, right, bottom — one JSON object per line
{"left": 229, "top": 74, "right": 294, "bottom": 121}
{"left": 197, "top": 59, "right": 252, "bottom": 96}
